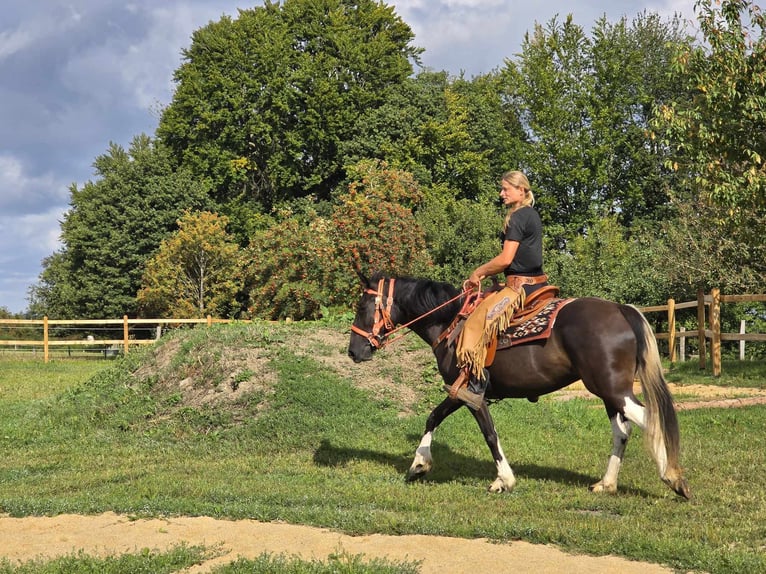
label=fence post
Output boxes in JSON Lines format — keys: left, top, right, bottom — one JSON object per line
{"left": 711, "top": 288, "right": 721, "bottom": 376}
{"left": 123, "top": 315, "right": 129, "bottom": 354}
{"left": 740, "top": 320, "right": 746, "bottom": 360}
{"left": 697, "top": 289, "right": 707, "bottom": 369}
{"left": 668, "top": 298, "right": 676, "bottom": 362}
{"left": 44, "top": 316, "right": 49, "bottom": 363}
{"left": 680, "top": 326, "right": 686, "bottom": 362}
{"left": 207, "top": 315, "right": 213, "bottom": 327}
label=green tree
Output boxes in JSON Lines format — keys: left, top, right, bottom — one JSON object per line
{"left": 648, "top": 0, "right": 765, "bottom": 298}
{"left": 416, "top": 191, "right": 501, "bottom": 285}
{"left": 653, "top": 0, "right": 766, "bottom": 212}
{"left": 341, "top": 71, "right": 525, "bottom": 201}
{"left": 138, "top": 212, "right": 242, "bottom": 318}
{"left": 243, "top": 205, "right": 336, "bottom": 321}
{"left": 30, "top": 136, "right": 212, "bottom": 318}
{"left": 503, "top": 12, "right": 691, "bottom": 246}
{"left": 546, "top": 216, "right": 668, "bottom": 303}
{"left": 332, "top": 160, "right": 432, "bottom": 299}
{"left": 243, "top": 160, "right": 432, "bottom": 320}
{"left": 157, "top": 0, "right": 421, "bottom": 210}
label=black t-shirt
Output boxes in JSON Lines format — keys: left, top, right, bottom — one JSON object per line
{"left": 501, "top": 206, "right": 543, "bottom": 276}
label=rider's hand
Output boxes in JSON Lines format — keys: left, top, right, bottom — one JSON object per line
{"left": 467, "top": 271, "right": 484, "bottom": 289}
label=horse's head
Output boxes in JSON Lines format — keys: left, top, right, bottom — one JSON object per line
{"left": 347, "top": 273, "right": 396, "bottom": 363}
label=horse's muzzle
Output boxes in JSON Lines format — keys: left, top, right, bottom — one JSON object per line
{"left": 348, "top": 346, "right": 373, "bottom": 363}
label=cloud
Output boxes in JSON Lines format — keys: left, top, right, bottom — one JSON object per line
{"left": 0, "top": 206, "right": 66, "bottom": 313}
{"left": 0, "top": 155, "right": 70, "bottom": 216}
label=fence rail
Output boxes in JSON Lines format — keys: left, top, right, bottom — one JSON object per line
{"left": 637, "top": 289, "right": 766, "bottom": 376}
{"left": 2, "top": 289, "right": 764, "bottom": 374}
{"left": 0, "top": 315, "right": 247, "bottom": 362}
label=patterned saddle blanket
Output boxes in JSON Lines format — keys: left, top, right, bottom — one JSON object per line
{"left": 497, "top": 298, "right": 574, "bottom": 349}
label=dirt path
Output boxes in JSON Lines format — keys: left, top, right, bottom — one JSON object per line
{"left": 0, "top": 512, "right": 677, "bottom": 573}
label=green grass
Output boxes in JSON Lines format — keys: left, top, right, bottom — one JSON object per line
{"left": 0, "top": 548, "right": 417, "bottom": 574}
{"left": 0, "top": 546, "right": 208, "bottom": 574}
{"left": 666, "top": 356, "right": 766, "bottom": 389}
{"left": 1, "top": 322, "right": 765, "bottom": 573}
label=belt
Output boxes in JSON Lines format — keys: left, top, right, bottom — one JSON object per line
{"left": 506, "top": 274, "right": 548, "bottom": 290}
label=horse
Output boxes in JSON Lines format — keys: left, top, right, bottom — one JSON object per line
{"left": 347, "top": 273, "right": 691, "bottom": 499}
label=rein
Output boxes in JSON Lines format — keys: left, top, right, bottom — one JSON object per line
{"left": 351, "top": 278, "right": 471, "bottom": 350}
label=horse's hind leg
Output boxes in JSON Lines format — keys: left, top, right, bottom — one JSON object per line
{"left": 406, "top": 397, "right": 462, "bottom": 481}
{"left": 591, "top": 407, "right": 632, "bottom": 494}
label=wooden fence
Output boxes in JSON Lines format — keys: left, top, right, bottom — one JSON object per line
{"left": 638, "top": 289, "right": 766, "bottom": 376}
{"left": 1, "top": 289, "right": 764, "bottom": 374}
{"left": 0, "top": 316, "right": 246, "bottom": 363}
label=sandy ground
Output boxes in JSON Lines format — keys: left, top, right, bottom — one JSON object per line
{"left": 0, "top": 511, "right": 679, "bottom": 573}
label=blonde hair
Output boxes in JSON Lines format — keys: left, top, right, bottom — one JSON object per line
{"left": 502, "top": 170, "right": 535, "bottom": 231}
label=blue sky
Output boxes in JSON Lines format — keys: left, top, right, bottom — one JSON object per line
{"left": 0, "top": 0, "right": 698, "bottom": 314}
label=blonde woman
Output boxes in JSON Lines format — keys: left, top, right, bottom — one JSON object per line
{"left": 467, "top": 170, "right": 547, "bottom": 294}
{"left": 458, "top": 170, "right": 548, "bottom": 407}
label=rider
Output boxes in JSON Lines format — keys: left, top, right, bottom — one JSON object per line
{"left": 458, "top": 170, "right": 549, "bottom": 406}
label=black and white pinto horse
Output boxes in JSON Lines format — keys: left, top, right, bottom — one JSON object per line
{"left": 348, "top": 274, "right": 691, "bottom": 499}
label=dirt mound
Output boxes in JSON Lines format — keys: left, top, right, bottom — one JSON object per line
{"left": 128, "top": 326, "right": 766, "bottom": 418}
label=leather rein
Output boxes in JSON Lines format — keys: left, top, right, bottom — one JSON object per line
{"left": 351, "top": 278, "right": 472, "bottom": 350}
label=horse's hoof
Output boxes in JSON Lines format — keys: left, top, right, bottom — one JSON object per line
{"left": 406, "top": 464, "right": 431, "bottom": 482}
{"left": 589, "top": 480, "right": 617, "bottom": 494}
{"left": 488, "top": 477, "right": 515, "bottom": 493}
{"left": 671, "top": 477, "right": 692, "bottom": 500}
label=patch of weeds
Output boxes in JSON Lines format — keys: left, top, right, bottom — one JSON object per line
{"left": 212, "top": 550, "right": 420, "bottom": 574}
{"left": 0, "top": 544, "right": 210, "bottom": 573}
{"left": 231, "top": 369, "right": 254, "bottom": 391}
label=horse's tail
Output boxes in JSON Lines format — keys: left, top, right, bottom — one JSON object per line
{"left": 619, "top": 304, "right": 691, "bottom": 499}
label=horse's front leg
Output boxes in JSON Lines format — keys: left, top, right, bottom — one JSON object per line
{"left": 406, "top": 397, "right": 462, "bottom": 481}
{"left": 470, "top": 403, "right": 516, "bottom": 493}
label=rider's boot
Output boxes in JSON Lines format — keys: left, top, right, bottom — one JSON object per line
{"left": 464, "top": 368, "right": 489, "bottom": 410}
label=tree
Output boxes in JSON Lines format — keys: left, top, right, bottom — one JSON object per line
{"left": 243, "top": 204, "right": 337, "bottom": 321}
{"left": 546, "top": 215, "right": 668, "bottom": 303}
{"left": 157, "top": 0, "right": 421, "bottom": 210}
{"left": 646, "top": 0, "right": 765, "bottom": 299}
{"left": 137, "top": 212, "right": 242, "bottom": 318}
{"left": 243, "top": 160, "right": 432, "bottom": 320}
{"left": 502, "top": 12, "right": 691, "bottom": 247}
{"left": 416, "top": 192, "right": 502, "bottom": 285}
{"left": 653, "top": 0, "right": 766, "bottom": 212}
{"left": 651, "top": 199, "right": 766, "bottom": 298}
{"left": 30, "top": 136, "right": 212, "bottom": 318}
{"left": 341, "top": 70, "right": 526, "bottom": 202}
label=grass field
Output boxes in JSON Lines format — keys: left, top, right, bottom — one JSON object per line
{"left": 1, "top": 321, "right": 765, "bottom": 573}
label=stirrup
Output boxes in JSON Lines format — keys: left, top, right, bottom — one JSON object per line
{"left": 442, "top": 384, "right": 484, "bottom": 410}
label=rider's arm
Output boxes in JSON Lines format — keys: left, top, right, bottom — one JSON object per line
{"left": 467, "top": 240, "right": 519, "bottom": 287}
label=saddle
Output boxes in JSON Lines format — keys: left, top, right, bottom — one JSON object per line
{"left": 436, "top": 284, "right": 561, "bottom": 358}
{"left": 484, "top": 285, "right": 560, "bottom": 365}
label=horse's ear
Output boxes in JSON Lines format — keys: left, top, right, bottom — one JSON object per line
{"left": 350, "top": 250, "right": 369, "bottom": 286}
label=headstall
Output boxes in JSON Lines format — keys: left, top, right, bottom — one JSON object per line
{"left": 351, "top": 278, "right": 396, "bottom": 349}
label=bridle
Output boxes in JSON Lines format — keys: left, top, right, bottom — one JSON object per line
{"left": 350, "top": 277, "right": 470, "bottom": 350}
{"left": 350, "top": 278, "right": 398, "bottom": 349}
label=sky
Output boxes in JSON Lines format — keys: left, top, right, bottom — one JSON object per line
{"left": 0, "top": 0, "right": 698, "bottom": 315}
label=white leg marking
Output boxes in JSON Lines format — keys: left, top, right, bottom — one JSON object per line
{"left": 489, "top": 444, "right": 516, "bottom": 493}
{"left": 409, "top": 432, "right": 433, "bottom": 475}
{"left": 600, "top": 415, "right": 631, "bottom": 492}
{"left": 622, "top": 397, "right": 646, "bottom": 428}
{"left": 623, "top": 396, "right": 668, "bottom": 477}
